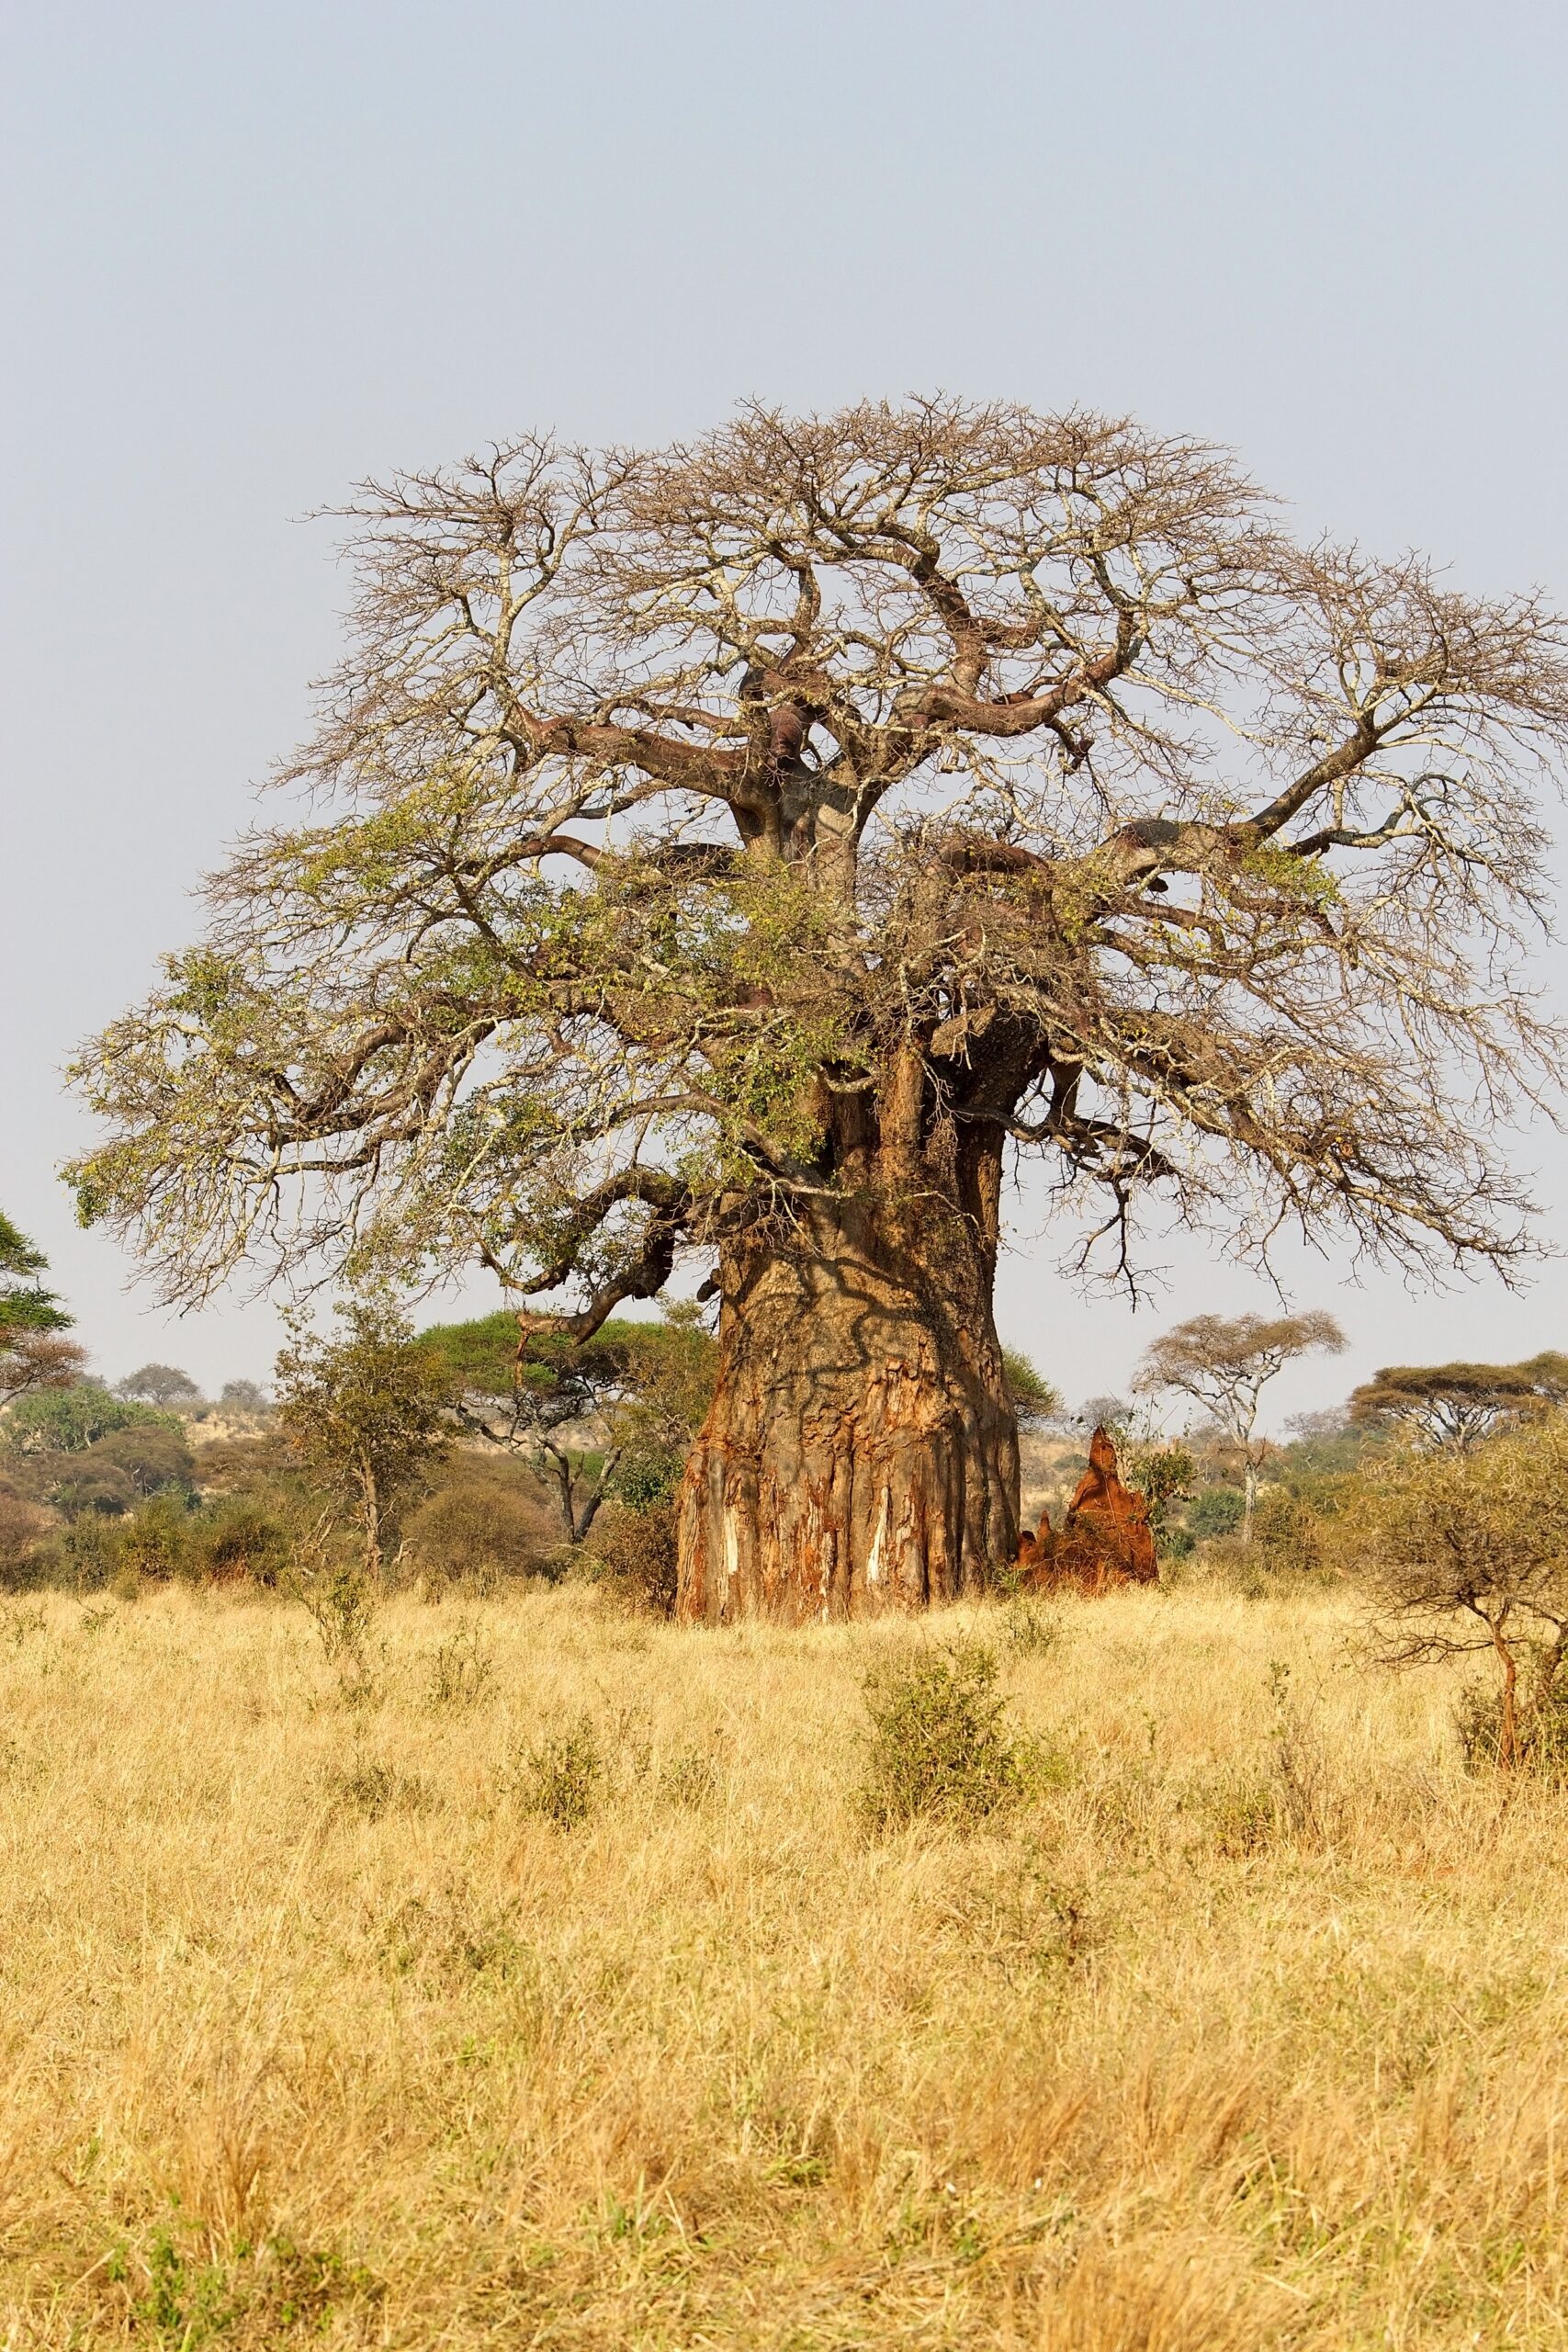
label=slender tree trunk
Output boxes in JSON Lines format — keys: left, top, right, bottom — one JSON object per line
{"left": 541, "top": 1437, "right": 622, "bottom": 1543}
{"left": 1242, "top": 1452, "right": 1259, "bottom": 1544}
{"left": 359, "top": 1454, "right": 382, "bottom": 1585}
{"left": 676, "top": 1056, "right": 1020, "bottom": 1622}
{"left": 1491, "top": 1616, "right": 1519, "bottom": 1770}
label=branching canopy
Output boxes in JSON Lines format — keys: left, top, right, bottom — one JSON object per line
{"left": 68, "top": 400, "right": 1568, "bottom": 1329}
{"left": 0, "top": 1210, "right": 85, "bottom": 1411}
{"left": 1348, "top": 1352, "right": 1568, "bottom": 1451}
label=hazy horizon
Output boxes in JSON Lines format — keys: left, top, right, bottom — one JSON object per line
{"left": 6, "top": 0, "right": 1568, "bottom": 1429}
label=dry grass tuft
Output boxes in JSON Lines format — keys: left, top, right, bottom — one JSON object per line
{"left": 0, "top": 1582, "right": 1564, "bottom": 2346}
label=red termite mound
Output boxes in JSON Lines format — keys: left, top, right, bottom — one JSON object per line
{"left": 1016, "top": 1426, "right": 1158, "bottom": 1594}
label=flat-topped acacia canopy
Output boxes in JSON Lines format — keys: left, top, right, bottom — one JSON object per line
{"left": 71, "top": 399, "right": 1568, "bottom": 1617}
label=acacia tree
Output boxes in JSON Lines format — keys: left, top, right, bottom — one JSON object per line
{"left": 66, "top": 401, "right": 1568, "bottom": 1621}
{"left": 0, "top": 1209, "right": 86, "bottom": 1410}
{"left": 274, "top": 1300, "right": 456, "bottom": 1581}
{"left": 116, "top": 1363, "right": 202, "bottom": 1409}
{"left": 1134, "top": 1311, "right": 1347, "bottom": 1537}
{"left": 1348, "top": 1354, "right": 1568, "bottom": 1450}
{"left": 422, "top": 1306, "right": 716, "bottom": 1544}
{"left": 1359, "top": 1420, "right": 1568, "bottom": 1770}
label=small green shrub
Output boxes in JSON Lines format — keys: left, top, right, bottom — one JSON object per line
{"left": 1195, "top": 1772, "right": 1278, "bottom": 1857}
{"left": 1456, "top": 1677, "right": 1568, "bottom": 1779}
{"left": 519, "top": 1717, "right": 604, "bottom": 1829}
{"left": 1001, "top": 1600, "right": 1061, "bottom": 1658}
{"left": 585, "top": 1500, "right": 679, "bottom": 1617}
{"left": 659, "top": 1743, "right": 721, "bottom": 1807}
{"left": 289, "top": 1549, "right": 378, "bottom": 1666}
{"left": 859, "top": 1640, "right": 1024, "bottom": 1832}
{"left": 116, "top": 1493, "right": 194, "bottom": 1581}
{"left": 111, "top": 2214, "right": 381, "bottom": 2345}
{"left": 424, "top": 1617, "right": 495, "bottom": 1710}
{"left": 327, "top": 1759, "right": 433, "bottom": 1820}
{"left": 1187, "top": 1486, "right": 1245, "bottom": 1540}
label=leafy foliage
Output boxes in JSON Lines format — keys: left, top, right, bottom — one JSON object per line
{"left": 4, "top": 1382, "right": 172, "bottom": 1457}
{"left": 1348, "top": 1354, "right": 1568, "bottom": 1451}
{"left": 402, "top": 1459, "right": 558, "bottom": 1590}
{"left": 583, "top": 1498, "right": 680, "bottom": 1617}
{"left": 422, "top": 1303, "right": 716, "bottom": 1540}
{"left": 0, "top": 1210, "right": 71, "bottom": 1336}
{"left": 0, "top": 1210, "right": 85, "bottom": 1410}
{"left": 1136, "top": 1312, "right": 1346, "bottom": 1538}
{"left": 116, "top": 1363, "right": 202, "bottom": 1408}
{"left": 1001, "top": 1349, "right": 1060, "bottom": 1428}
{"left": 519, "top": 1718, "right": 604, "bottom": 1830}
{"left": 1455, "top": 1676, "right": 1568, "bottom": 1780}
{"left": 116, "top": 1492, "right": 196, "bottom": 1580}
{"left": 275, "top": 1300, "right": 457, "bottom": 1578}
{"left": 1355, "top": 1417, "right": 1568, "bottom": 1768}
{"left": 1248, "top": 1488, "right": 1325, "bottom": 1577}
{"left": 48, "top": 1423, "right": 196, "bottom": 1517}
{"left": 1187, "top": 1486, "right": 1246, "bottom": 1540}
{"left": 859, "top": 1641, "right": 1025, "bottom": 1831}
{"left": 218, "top": 1377, "right": 270, "bottom": 1416}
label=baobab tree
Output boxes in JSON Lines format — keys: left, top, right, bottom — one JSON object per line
{"left": 67, "top": 401, "right": 1568, "bottom": 1619}
{"left": 1134, "top": 1311, "right": 1347, "bottom": 1538}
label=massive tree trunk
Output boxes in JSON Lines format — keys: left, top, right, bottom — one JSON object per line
{"left": 676, "top": 1055, "right": 1020, "bottom": 1622}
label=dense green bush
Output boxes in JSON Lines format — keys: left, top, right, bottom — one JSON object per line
{"left": 1251, "top": 1487, "right": 1325, "bottom": 1576}
{"left": 195, "top": 1500, "right": 290, "bottom": 1584}
{"left": 4, "top": 1382, "right": 174, "bottom": 1457}
{"left": 1455, "top": 1678, "right": 1568, "bottom": 1779}
{"left": 50, "top": 1424, "right": 195, "bottom": 1516}
{"left": 117, "top": 1492, "right": 195, "bottom": 1580}
{"left": 0, "top": 1483, "right": 52, "bottom": 1589}
{"left": 583, "top": 1500, "right": 679, "bottom": 1617}
{"left": 1187, "top": 1486, "right": 1245, "bottom": 1540}
{"left": 859, "top": 1641, "right": 1024, "bottom": 1832}
{"left": 403, "top": 1461, "right": 557, "bottom": 1589}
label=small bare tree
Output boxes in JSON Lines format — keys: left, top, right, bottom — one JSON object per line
{"left": 1358, "top": 1421, "right": 1568, "bottom": 1769}
{"left": 1135, "top": 1311, "right": 1346, "bottom": 1538}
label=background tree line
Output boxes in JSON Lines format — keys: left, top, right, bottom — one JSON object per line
{"left": 9, "top": 1198, "right": 1568, "bottom": 1774}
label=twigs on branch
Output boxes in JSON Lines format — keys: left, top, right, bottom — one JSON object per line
{"left": 66, "top": 397, "right": 1568, "bottom": 1308}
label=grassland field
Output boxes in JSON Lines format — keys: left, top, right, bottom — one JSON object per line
{"left": 1, "top": 1577, "right": 1564, "bottom": 2349}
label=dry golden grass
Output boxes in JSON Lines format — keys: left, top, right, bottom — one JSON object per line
{"left": 2, "top": 1580, "right": 1566, "bottom": 2347}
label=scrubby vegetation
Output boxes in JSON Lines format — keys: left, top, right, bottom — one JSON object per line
{"left": 2, "top": 1580, "right": 1567, "bottom": 2346}
{"left": 8, "top": 1193, "right": 1568, "bottom": 2337}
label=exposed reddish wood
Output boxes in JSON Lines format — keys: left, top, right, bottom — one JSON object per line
{"left": 675, "top": 1092, "right": 1020, "bottom": 1623}
{"left": 1016, "top": 1426, "right": 1158, "bottom": 1595}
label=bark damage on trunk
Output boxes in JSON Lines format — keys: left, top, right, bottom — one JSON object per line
{"left": 677, "top": 1050, "right": 1020, "bottom": 1622}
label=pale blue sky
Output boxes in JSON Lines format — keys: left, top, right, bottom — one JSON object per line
{"left": 4, "top": 0, "right": 1567, "bottom": 1419}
